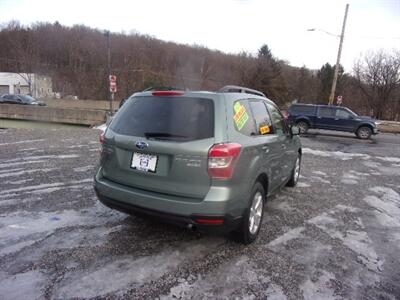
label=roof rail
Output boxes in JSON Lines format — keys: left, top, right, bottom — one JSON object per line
{"left": 218, "top": 85, "right": 266, "bottom": 97}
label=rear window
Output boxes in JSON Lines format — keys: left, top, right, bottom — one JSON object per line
{"left": 289, "top": 105, "right": 315, "bottom": 115}
{"left": 110, "top": 96, "right": 214, "bottom": 141}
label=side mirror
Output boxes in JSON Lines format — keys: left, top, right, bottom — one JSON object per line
{"left": 290, "top": 125, "right": 300, "bottom": 136}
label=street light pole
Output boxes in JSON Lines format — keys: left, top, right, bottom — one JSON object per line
{"left": 328, "top": 4, "right": 349, "bottom": 105}
{"left": 105, "top": 30, "right": 113, "bottom": 114}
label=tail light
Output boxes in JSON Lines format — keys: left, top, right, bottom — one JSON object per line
{"left": 99, "top": 132, "right": 105, "bottom": 144}
{"left": 194, "top": 218, "right": 224, "bottom": 225}
{"left": 152, "top": 91, "right": 184, "bottom": 96}
{"left": 208, "top": 143, "right": 242, "bottom": 179}
{"left": 282, "top": 111, "right": 289, "bottom": 119}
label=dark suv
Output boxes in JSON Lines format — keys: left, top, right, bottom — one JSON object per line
{"left": 287, "top": 104, "right": 378, "bottom": 139}
{"left": 94, "top": 86, "right": 302, "bottom": 244}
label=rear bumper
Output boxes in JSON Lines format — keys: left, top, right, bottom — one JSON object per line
{"left": 93, "top": 168, "right": 243, "bottom": 232}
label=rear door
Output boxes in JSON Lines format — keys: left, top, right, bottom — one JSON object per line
{"left": 315, "top": 106, "right": 336, "bottom": 130}
{"left": 103, "top": 95, "right": 216, "bottom": 199}
{"left": 265, "top": 102, "right": 295, "bottom": 185}
{"left": 248, "top": 99, "right": 285, "bottom": 191}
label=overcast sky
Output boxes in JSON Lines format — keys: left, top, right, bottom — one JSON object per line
{"left": 1, "top": 0, "right": 399, "bottom": 71}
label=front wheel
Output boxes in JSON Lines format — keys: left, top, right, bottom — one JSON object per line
{"left": 287, "top": 154, "right": 301, "bottom": 187}
{"left": 233, "top": 182, "right": 265, "bottom": 244}
{"left": 296, "top": 121, "right": 309, "bottom": 134}
{"left": 356, "top": 126, "right": 372, "bottom": 139}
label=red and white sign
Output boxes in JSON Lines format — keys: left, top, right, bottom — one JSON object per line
{"left": 109, "top": 75, "right": 117, "bottom": 93}
{"left": 337, "top": 95, "right": 343, "bottom": 105}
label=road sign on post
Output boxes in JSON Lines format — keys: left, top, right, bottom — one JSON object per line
{"left": 109, "top": 75, "right": 117, "bottom": 93}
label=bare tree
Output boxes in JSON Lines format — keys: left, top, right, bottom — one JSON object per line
{"left": 354, "top": 50, "right": 400, "bottom": 119}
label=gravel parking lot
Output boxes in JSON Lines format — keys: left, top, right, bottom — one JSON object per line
{"left": 0, "top": 128, "right": 399, "bottom": 300}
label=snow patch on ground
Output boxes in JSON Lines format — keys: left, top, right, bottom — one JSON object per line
{"left": 310, "top": 176, "right": 331, "bottom": 184}
{"left": 273, "top": 201, "right": 297, "bottom": 212}
{"left": 0, "top": 168, "right": 56, "bottom": 179}
{"left": 341, "top": 173, "right": 359, "bottom": 185}
{"left": 297, "top": 182, "right": 311, "bottom": 188}
{"left": 363, "top": 187, "right": 400, "bottom": 228}
{"left": 268, "top": 227, "right": 305, "bottom": 247}
{"left": 335, "top": 205, "right": 361, "bottom": 213}
{"left": 312, "top": 171, "right": 327, "bottom": 176}
{"left": 308, "top": 209, "right": 384, "bottom": 273}
{"left": 55, "top": 239, "right": 222, "bottom": 299}
{"left": 0, "top": 200, "right": 126, "bottom": 258}
{"left": 0, "top": 160, "right": 47, "bottom": 169}
{"left": 363, "top": 161, "right": 381, "bottom": 169}
{"left": 0, "top": 178, "right": 92, "bottom": 198}
{"left": 375, "top": 156, "right": 400, "bottom": 163}
{"left": 341, "top": 179, "right": 358, "bottom": 185}
{"left": 73, "top": 165, "right": 94, "bottom": 172}
{"left": 161, "top": 255, "right": 286, "bottom": 300}
{"left": 349, "top": 170, "right": 370, "bottom": 176}
{"left": 2, "top": 179, "right": 33, "bottom": 185}
{"left": 0, "top": 167, "right": 23, "bottom": 174}
{"left": 17, "top": 147, "right": 38, "bottom": 152}
{"left": 0, "top": 239, "right": 38, "bottom": 257}
{"left": 0, "top": 139, "right": 45, "bottom": 146}
{"left": 301, "top": 270, "right": 338, "bottom": 300}
{"left": 0, "top": 270, "right": 46, "bottom": 300}
{"left": 303, "top": 148, "right": 370, "bottom": 160}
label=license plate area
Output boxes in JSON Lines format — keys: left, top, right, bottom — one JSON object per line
{"left": 131, "top": 152, "right": 158, "bottom": 173}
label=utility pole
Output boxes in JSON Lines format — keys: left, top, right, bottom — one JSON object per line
{"left": 105, "top": 31, "right": 113, "bottom": 114}
{"left": 328, "top": 4, "right": 349, "bottom": 105}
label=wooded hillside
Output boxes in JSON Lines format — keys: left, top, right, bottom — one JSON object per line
{"left": 0, "top": 21, "right": 398, "bottom": 120}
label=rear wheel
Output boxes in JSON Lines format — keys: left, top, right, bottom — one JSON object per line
{"left": 287, "top": 154, "right": 301, "bottom": 187}
{"left": 233, "top": 182, "right": 265, "bottom": 244}
{"left": 296, "top": 121, "right": 309, "bottom": 134}
{"left": 356, "top": 126, "right": 372, "bottom": 139}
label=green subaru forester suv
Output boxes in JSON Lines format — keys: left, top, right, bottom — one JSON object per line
{"left": 94, "top": 86, "right": 302, "bottom": 244}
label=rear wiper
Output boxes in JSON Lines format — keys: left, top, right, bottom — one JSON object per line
{"left": 143, "top": 132, "right": 189, "bottom": 140}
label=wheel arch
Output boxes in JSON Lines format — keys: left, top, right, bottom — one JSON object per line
{"left": 255, "top": 173, "right": 269, "bottom": 201}
{"left": 356, "top": 123, "right": 374, "bottom": 133}
{"left": 295, "top": 117, "right": 311, "bottom": 125}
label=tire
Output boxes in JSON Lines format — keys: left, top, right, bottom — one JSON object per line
{"left": 356, "top": 126, "right": 372, "bottom": 139}
{"left": 233, "top": 182, "right": 265, "bottom": 244}
{"left": 287, "top": 154, "right": 301, "bottom": 187}
{"left": 296, "top": 121, "right": 309, "bottom": 134}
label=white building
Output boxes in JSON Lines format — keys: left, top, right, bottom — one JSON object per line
{"left": 0, "top": 72, "right": 53, "bottom": 98}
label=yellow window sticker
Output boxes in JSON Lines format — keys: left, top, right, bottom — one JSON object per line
{"left": 259, "top": 125, "right": 271, "bottom": 135}
{"left": 233, "top": 102, "right": 249, "bottom": 130}
{"left": 234, "top": 102, "right": 242, "bottom": 113}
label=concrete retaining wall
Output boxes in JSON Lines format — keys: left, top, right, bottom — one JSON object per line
{"left": 42, "top": 99, "right": 120, "bottom": 111}
{"left": 0, "top": 104, "right": 106, "bottom": 126}
{"left": 378, "top": 121, "right": 400, "bottom": 134}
